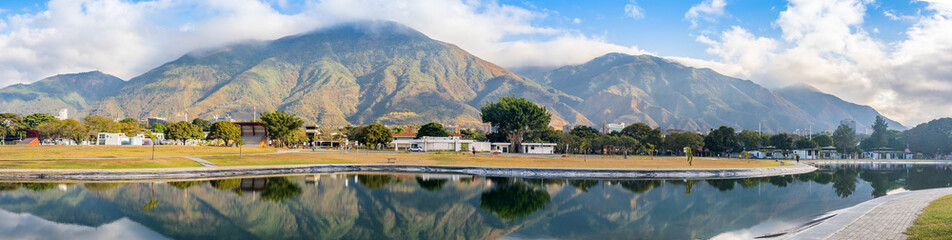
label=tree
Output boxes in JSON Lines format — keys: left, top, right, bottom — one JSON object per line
{"left": 481, "top": 96, "right": 551, "bottom": 153}
{"left": 795, "top": 137, "right": 818, "bottom": 149}
{"left": 259, "top": 111, "right": 304, "bottom": 147}
{"left": 119, "top": 118, "right": 142, "bottom": 128}
{"left": 833, "top": 123, "right": 859, "bottom": 155}
{"left": 23, "top": 113, "right": 58, "bottom": 129}
{"left": 166, "top": 121, "right": 204, "bottom": 144}
{"left": 904, "top": 118, "right": 952, "bottom": 156}
{"left": 620, "top": 123, "right": 662, "bottom": 154}
{"left": 260, "top": 177, "right": 302, "bottom": 203}
{"left": 191, "top": 118, "right": 212, "bottom": 132}
{"left": 59, "top": 119, "right": 88, "bottom": 144}
{"left": 151, "top": 123, "right": 167, "bottom": 134}
{"left": 737, "top": 130, "right": 764, "bottom": 150}
{"left": 207, "top": 121, "right": 241, "bottom": 146}
{"left": 355, "top": 124, "right": 393, "bottom": 149}
{"left": 703, "top": 126, "right": 738, "bottom": 154}
{"left": 479, "top": 183, "right": 550, "bottom": 220}
{"left": 769, "top": 133, "right": 795, "bottom": 151}
{"left": 460, "top": 128, "right": 488, "bottom": 141}
{"left": 416, "top": 122, "right": 449, "bottom": 138}
{"left": 117, "top": 121, "right": 142, "bottom": 136}
{"left": 569, "top": 125, "right": 600, "bottom": 138}
{"left": 813, "top": 134, "right": 834, "bottom": 147}
{"left": 869, "top": 116, "right": 889, "bottom": 149}
{"left": 663, "top": 132, "right": 704, "bottom": 155}
{"left": 0, "top": 113, "right": 23, "bottom": 138}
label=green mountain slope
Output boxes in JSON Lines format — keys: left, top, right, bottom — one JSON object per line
{"left": 776, "top": 84, "right": 905, "bottom": 130}
{"left": 526, "top": 53, "right": 817, "bottom": 132}
{"left": 83, "top": 21, "right": 588, "bottom": 127}
{"left": 0, "top": 71, "right": 125, "bottom": 117}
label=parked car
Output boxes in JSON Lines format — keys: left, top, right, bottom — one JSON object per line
{"left": 408, "top": 145, "right": 425, "bottom": 152}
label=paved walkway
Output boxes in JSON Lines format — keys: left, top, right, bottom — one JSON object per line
{"left": 183, "top": 156, "right": 217, "bottom": 167}
{"left": 787, "top": 187, "right": 952, "bottom": 239}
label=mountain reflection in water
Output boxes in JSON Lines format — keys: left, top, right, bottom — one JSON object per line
{"left": 1, "top": 164, "right": 951, "bottom": 239}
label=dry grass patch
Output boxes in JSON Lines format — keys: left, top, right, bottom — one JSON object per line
{"left": 0, "top": 158, "right": 203, "bottom": 169}
{"left": 205, "top": 152, "right": 787, "bottom": 169}
{"left": 906, "top": 194, "right": 952, "bottom": 239}
{"left": 0, "top": 145, "right": 274, "bottom": 159}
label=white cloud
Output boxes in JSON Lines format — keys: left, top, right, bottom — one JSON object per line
{"left": 685, "top": 0, "right": 727, "bottom": 28}
{"left": 572, "top": 17, "right": 581, "bottom": 24}
{"left": 676, "top": 0, "right": 952, "bottom": 126}
{"left": 0, "top": 0, "right": 646, "bottom": 88}
{"left": 625, "top": 0, "right": 645, "bottom": 19}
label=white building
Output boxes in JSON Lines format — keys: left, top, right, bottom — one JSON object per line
{"left": 392, "top": 136, "right": 476, "bottom": 152}
{"left": 97, "top": 133, "right": 159, "bottom": 145}
{"left": 522, "top": 143, "right": 557, "bottom": 154}
{"left": 57, "top": 109, "right": 68, "bottom": 120}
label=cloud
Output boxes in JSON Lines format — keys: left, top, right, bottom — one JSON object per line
{"left": 625, "top": 0, "right": 645, "bottom": 19}
{"left": 0, "top": 208, "right": 169, "bottom": 240}
{"left": 676, "top": 0, "right": 952, "bottom": 126}
{"left": 0, "top": 0, "right": 646, "bottom": 88}
{"left": 685, "top": 0, "right": 727, "bottom": 28}
{"left": 572, "top": 17, "right": 581, "bottom": 24}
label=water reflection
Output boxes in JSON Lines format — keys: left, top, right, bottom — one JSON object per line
{"left": 0, "top": 164, "right": 950, "bottom": 239}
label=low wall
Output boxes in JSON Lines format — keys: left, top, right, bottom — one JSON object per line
{"left": 0, "top": 164, "right": 817, "bottom": 181}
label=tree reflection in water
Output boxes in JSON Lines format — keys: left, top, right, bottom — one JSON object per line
{"left": 613, "top": 180, "right": 663, "bottom": 193}
{"left": 568, "top": 180, "right": 599, "bottom": 192}
{"left": 167, "top": 181, "right": 203, "bottom": 189}
{"left": 415, "top": 177, "right": 448, "bottom": 192}
{"left": 0, "top": 183, "right": 21, "bottom": 191}
{"left": 260, "top": 177, "right": 302, "bottom": 203}
{"left": 832, "top": 168, "right": 859, "bottom": 198}
{"left": 479, "top": 182, "right": 551, "bottom": 221}
{"left": 358, "top": 175, "right": 393, "bottom": 189}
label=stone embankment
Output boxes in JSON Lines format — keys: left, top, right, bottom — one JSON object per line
{"left": 0, "top": 163, "right": 816, "bottom": 181}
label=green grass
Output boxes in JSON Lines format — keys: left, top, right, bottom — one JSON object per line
{"left": 0, "top": 145, "right": 275, "bottom": 159}
{"left": 0, "top": 158, "right": 204, "bottom": 169}
{"left": 906, "top": 194, "right": 952, "bottom": 239}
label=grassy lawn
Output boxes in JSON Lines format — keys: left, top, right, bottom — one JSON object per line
{"left": 906, "top": 194, "right": 952, "bottom": 239}
{"left": 204, "top": 152, "right": 788, "bottom": 169}
{"left": 0, "top": 145, "right": 274, "bottom": 159}
{"left": 0, "top": 158, "right": 203, "bottom": 169}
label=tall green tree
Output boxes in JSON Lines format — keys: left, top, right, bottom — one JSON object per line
{"left": 620, "top": 123, "right": 663, "bottom": 154}
{"left": 737, "top": 130, "right": 764, "bottom": 150}
{"left": 769, "top": 133, "right": 795, "bottom": 151}
{"left": 416, "top": 122, "right": 449, "bottom": 138}
{"left": 663, "top": 132, "right": 704, "bottom": 155}
{"left": 0, "top": 113, "right": 23, "bottom": 139}
{"left": 569, "top": 125, "right": 600, "bottom": 138}
{"left": 480, "top": 96, "right": 551, "bottom": 153}
{"left": 23, "top": 113, "right": 58, "bottom": 129}
{"left": 150, "top": 123, "right": 167, "bottom": 134}
{"left": 191, "top": 118, "right": 212, "bottom": 132}
{"left": 355, "top": 124, "right": 393, "bottom": 149}
{"left": 795, "top": 137, "right": 818, "bottom": 149}
{"left": 813, "top": 134, "right": 834, "bottom": 147}
{"left": 833, "top": 123, "right": 859, "bottom": 154}
{"left": 207, "top": 121, "right": 241, "bottom": 146}
{"left": 59, "top": 119, "right": 88, "bottom": 144}
{"left": 259, "top": 111, "right": 304, "bottom": 147}
{"left": 870, "top": 116, "right": 889, "bottom": 148}
{"left": 704, "top": 126, "right": 738, "bottom": 154}
{"left": 166, "top": 121, "right": 204, "bottom": 144}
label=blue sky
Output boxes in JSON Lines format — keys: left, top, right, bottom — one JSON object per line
{"left": 0, "top": 0, "right": 950, "bottom": 126}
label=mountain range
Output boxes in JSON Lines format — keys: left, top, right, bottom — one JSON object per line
{"left": 0, "top": 21, "right": 903, "bottom": 132}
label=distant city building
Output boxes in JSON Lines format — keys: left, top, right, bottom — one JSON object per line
{"left": 56, "top": 109, "right": 68, "bottom": 120}
{"left": 605, "top": 123, "right": 625, "bottom": 133}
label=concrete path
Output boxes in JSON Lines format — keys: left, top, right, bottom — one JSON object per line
{"left": 786, "top": 187, "right": 952, "bottom": 240}
{"left": 183, "top": 156, "right": 217, "bottom": 167}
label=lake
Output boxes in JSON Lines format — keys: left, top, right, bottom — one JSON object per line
{"left": 1, "top": 163, "right": 951, "bottom": 239}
